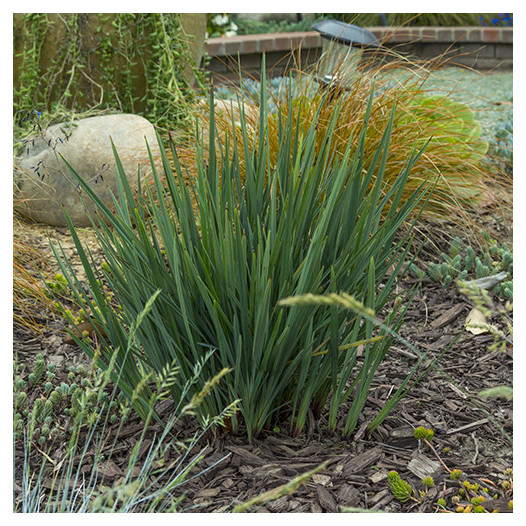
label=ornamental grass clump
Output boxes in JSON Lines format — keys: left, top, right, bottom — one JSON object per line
{"left": 14, "top": 299, "right": 236, "bottom": 512}
{"left": 194, "top": 51, "right": 491, "bottom": 222}
{"left": 52, "top": 63, "right": 430, "bottom": 441}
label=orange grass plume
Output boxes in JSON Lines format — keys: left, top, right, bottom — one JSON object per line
{"left": 174, "top": 48, "right": 494, "bottom": 221}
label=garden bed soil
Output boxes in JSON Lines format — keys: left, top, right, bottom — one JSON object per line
{"left": 13, "top": 204, "right": 512, "bottom": 513}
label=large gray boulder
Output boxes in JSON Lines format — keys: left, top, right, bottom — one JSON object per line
{"left": 14, "top": 114, "right": 162, "bottom": 227}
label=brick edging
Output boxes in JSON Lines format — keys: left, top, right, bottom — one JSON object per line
{"left": 206, "top": 31, "right": 323, "bottom": 56}
{"left": 206, "top": 27, "right": 512, "bottom": 57}
{"left": 205, "top": 26, "right": 512, "bottom": 82}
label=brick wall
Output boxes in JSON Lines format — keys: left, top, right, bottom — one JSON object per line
{"left": 205, "top": 26, "right": 512, "bottom": 84}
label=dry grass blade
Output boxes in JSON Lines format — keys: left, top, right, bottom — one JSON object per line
{"left": 13, "top": 230, "right": 57, "bottom": 334}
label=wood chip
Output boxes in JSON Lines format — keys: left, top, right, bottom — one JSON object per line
{"left": 445, "top": 418, "right": 490, "bottom": 435}
{"left": 252, "top": 464, "right": 284, "bottom": 479}
{"left": 291, "top": 503, "right": 311, "bottom": 513}
{"left": 430, "top": 334, "right": 456, "bottom": 350}
{"left": 238, "top": 465, "right": 255, "bottom": 476}
{"left": 195, "top": 487, "right": 222, "bottom": 498}
{"left": 444, "top": 400, "right": 461, "bottom": 412}
{"left": 316, "top": 486, "right": 338, "bottom": 512}
{"left": 343, "top": 446, "right": 383, "bottom": 476}
{"left": 265, "top": 435, "right": 301, "bottom": 447}
{"left": 371, "top": 493, "right": 394, "bottom": 510}
{"left": 481, "top": 498, "right": 513, "bottom": 513}
{"left": 271, "top": 443, "right": 297, "bottom": 457}
{"left": 430, "top": 303, "right": 465, "bottom": 329}
{"left": 267, "top": 496, "right": 289, "bottom": 512}
{"left": 295, "top": 444, "right": 324, "bottom": 457}
{"left": 369, "top": 468, "right": 389, "bottom": 484}
{"left": 336, "top": 484, "right": 361, "bottom": 506}
{"left": 225, "top": 446, "right": 266, "bottom": 465}
{"left": 407, "top": 453, "right": 443, "bottom": 480}
{"left": 64, "top": 320, "right": 107, "bottom": 344}
{"left": 222, "top": 478, "right": 235, "bottom": 489}
{"left": 96, "top": 459, "right": 123, "bottom": 480}
{"left": 285, "top": 461, "right": 326, "bottom": 471}
{"left": 312, "top": 474, "right": 332, "bottom": 486}
{"left": 368, "top": 488, "right": 391, "bottom": 507}
{"left": 388, "top": 425, "right": 418, "bottom": 449}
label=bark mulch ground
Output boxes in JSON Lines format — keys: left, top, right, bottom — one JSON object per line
{"left": 13, "top": 210, "right": 513, "bottom": 513}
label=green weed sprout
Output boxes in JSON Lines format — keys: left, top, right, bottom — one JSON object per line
{"left": 450, "top": 469, "right": 463, "bottom": 481}
{"left": 436, "top": 498, "right": 447, "bottom": 509}
{"left": 388, "top": 471, "right": 415, "bottom": 503}
{"left": 422, "top": 476, "right": 435, "bottom": 489}
{"left": 45, "top": 273, "right": 69, "bottom": 294}
{"left": 414, "top": 426, "right": 434, "bottom": 441}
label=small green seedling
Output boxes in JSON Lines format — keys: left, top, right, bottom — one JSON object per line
{"left": 386, "top": 426, "right": 513, "bottom": 513}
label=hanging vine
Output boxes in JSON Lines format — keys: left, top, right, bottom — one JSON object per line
{"left": 14, "top": 13, "right": 51, "bottom": 115}
{"left": 14, "top": 13, "right": 206, "bottom": 135}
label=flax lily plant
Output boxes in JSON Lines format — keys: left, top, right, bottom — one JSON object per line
{"left": 52, "top": 63, "right": 431, "bottom": 441}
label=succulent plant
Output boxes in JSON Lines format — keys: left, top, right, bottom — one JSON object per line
{"left": 426, "top": 235, "right": 512, "bottom": 300}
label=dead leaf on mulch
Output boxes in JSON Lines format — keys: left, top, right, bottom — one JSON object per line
{"left": 465, "top": 308, "right": 496, "bottom": 335}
